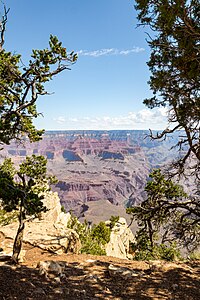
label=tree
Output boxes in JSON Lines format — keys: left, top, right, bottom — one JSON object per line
{"left": 0, "top": 5, "right": 77, "bottom": 145}
{"left": 0, "top": 155, "right": 57, "bottom": 262}
{"left": 0, "top": 5, "right": 77, "bottom": 262}
{"left": 134, "top": 0, "right": 200, "bottom": 177}
{"left": 127, "top": 169, "right": 200, "bottom": 257}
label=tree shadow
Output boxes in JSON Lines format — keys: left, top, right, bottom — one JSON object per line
{"left": 0, "top": 257, "right": 199, "bottom": 300}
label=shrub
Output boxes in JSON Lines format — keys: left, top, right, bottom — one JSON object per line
{"left": 131, "top": 229, "right": 181, "bottom": 261}
{"left": 67, "top": 213, "right": 111, "bottom": 255}
{"left": 109, "top": 215, "right": 120, "bottom": 229}
{"left": 91, "top": 222, "right": 111, "bottom": 245}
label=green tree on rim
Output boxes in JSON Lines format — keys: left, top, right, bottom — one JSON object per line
{"left": 0, "top": 5, "right": 77, "bottom": 145}
{"left": 127, "top": 0, "right": 200, "bottom": 258}
{"left": 0, "top": 155, "right": 57, "bottom": 262}
{"left": 127, "top": 169, "right": 200, "bottom": 257}
{"left": 0, "top": 5, "right": 77, "bottom": 262}
{"left": 135, "top": 0, "right": 200, "bottom": 177}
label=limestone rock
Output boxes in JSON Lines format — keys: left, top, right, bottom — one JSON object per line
{"left": 0, "top": 191, "right": 81, "bottom": 256}
{"left": 108, "top": 264, "right": 142, "bottom": 279}
{"left": 37, "top": 260, "right": 67, "bottom": 279}
{"left": 105, "top": 217, "right": 135, "bottom": 259}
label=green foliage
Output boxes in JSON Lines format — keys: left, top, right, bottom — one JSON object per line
{"left": 91, "top": 222, "right": 111, "bottom": 245}
{"left": 0, "top": 154, "right": 57, "bottom": 261}
{"left": 80, "top": 235, "right": 107, "bottom": 256}
{"left": 61, "top": 205, "right": 66, "bottom": 213}
{"left": 134, "top": 1, "right": 200, "bottom": 256}
{"left": 0, "top": 5, "right": 76, "bottom": 262}
{"left": 134, "top": 0, "right": 200, "bottom": 174}
{"left": 127, "top": 169, "right": 199, "bottom": 256}
{"left": 109, "top": 215, "right": 120, "bottom": 229}
{"left": 67, "top": 214, "right": 112, "bottom": 255}
{"left": 0, "top": 7, "right": 77, "bottom": 145}
{"left": 0, "top": 209, "right": 18, "bottom": 225}
{"left": 0, "top": 155, "right": 55, "bottom": 217}
{"left": 188, "top": 251, "right": 200, "bottom": 261}
{"left": 131, "top": 230, "right": 181, "bottom": 261}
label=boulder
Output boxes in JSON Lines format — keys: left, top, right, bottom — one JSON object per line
{"left": 105, "top": 217, "right": 135, "bottom": 259}
{"left": 0, "top": 191, "right": 81, "bottom": 258}
{"left": 37, "top": 260, "right": 67, "bottom": 279}
{"left": 108, "top": 264, "right": 142, "bottom": 279}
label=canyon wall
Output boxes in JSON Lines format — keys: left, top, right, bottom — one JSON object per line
{"left": 0, "top": 130, "right": 178, "bottom": 224}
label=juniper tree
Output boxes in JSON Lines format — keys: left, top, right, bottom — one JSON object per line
{"left": 134, "top": 0, "right": 200, "bottom": 177}
{"left": 0, "top": 155, "right": 57, "bottom": 262}
{"left": 127, "top": 169, "right": 200, "bottom": 257}
{"left": 0, "top": 5, "right": 77, "bottom": 145}
{"left": 0, "top": 5, "right": 77, "bottom": 262}
{"left": 129, "top": 0, "right": 200, "bottom": 257}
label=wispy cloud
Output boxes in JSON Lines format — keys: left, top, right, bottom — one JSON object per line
{"left": 77, "top": 47, "right": 145, "bottom": 57}
{"left": 53, "top": 108, "right": 168, "bottom": 130}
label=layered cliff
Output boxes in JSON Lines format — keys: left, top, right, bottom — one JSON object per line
{"left": 0, "top": 130, "right": 178, "bottom": 223}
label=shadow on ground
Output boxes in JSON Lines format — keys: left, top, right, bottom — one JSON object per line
{"left": 0, "top": 257, "right": 199, "bottom": 300}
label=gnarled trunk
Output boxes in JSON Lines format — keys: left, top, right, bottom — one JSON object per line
{"left": 12, "top": 206, "right": 25, "bottom": 263}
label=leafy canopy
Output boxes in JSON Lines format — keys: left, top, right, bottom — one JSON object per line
{"left": 0, "top": 6, "right": 77, "bottom": 145}
{"left": 0, "top": 154, "right": 57, "bottom": 262}
{"left": 0, "top": 155, "right": 56, "bottom": 216}
{"left": 127, "top": 169, "right": 200, "bottom": 255}
{"left": 135, "top": 0, "right": 200, "bottom": 175}
{"left": 0, "top": 5, "right": 77, "bottom": 263}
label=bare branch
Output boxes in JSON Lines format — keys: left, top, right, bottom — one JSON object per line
{"left": 0, "top": 4, "right": 9, "bottom": 50}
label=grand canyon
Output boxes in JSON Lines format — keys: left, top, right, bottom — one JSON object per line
{"left": 0, "top": 130, "right": 180, "bottom": 226}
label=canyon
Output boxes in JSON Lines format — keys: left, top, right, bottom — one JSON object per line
{"left": 0, "top": 130, "right": 179, "bottom": 225}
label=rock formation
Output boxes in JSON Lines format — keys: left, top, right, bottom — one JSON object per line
{"left": 105, "top": 217, "right": 135, "bottom": 259}
{"left": 0, "top": 191, "right": 81, "bottom": 260}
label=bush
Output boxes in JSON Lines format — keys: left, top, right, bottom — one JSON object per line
{"left": 131, "top": 230, "right": 181, "bottom": 261}
{"left": 67, "top": 214, "right": 111, "bottom": 255}
{"left": 188, "top": 251, "right": 200, "bottom": 261}
{"left": 61, "top": 205, "right": 66, "bottom": 213}
{"left": 80, "top": 236, "right": 106, "bottom": 255}
{"left": 109, "top": 215, "right": 120, "bottom": 229}
{"left": 91, "top": 222, "right": 111, "bottom": 245}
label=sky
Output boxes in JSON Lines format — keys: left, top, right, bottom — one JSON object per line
{"left": 3, "top": 0, "right": 168, "bottom": 131}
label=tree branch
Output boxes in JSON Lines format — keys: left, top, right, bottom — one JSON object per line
{"left": 0, "top": 5, "right": 9, "bottom": 50}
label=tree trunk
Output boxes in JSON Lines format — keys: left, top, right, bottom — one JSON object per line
{"left": 12, "top": 209, "right": 25, "bottom": 263}
{"left": 147, "top": 219, "right": 154, "bottom": 250}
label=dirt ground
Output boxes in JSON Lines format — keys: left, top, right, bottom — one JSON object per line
{"left": 0, "top": 245, "right": 199, "bottom": 300}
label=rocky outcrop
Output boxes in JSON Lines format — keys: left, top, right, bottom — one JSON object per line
{"left": 105, "top": 217, "right": 135, "bottom": 259}
{"left": 0, "top": 191, "right": 81, "bottom": 260}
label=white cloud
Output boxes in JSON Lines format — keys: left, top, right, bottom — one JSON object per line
{"left": 77, "top": 47, "right": 145, "bottom": 57}
{"left": 53, "top": 116, "right": 66, "bottom": 124}
{"left": 53, "top": 108, "right": 168, "bottom": 130}
{"left": 69, "top": 117, "right": 78, "bottom": 122}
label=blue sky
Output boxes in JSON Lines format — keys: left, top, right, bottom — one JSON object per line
{"left": 3, "top": 0, "right": 167, "bottom": 130}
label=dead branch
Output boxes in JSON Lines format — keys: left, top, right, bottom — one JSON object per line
{"left": 0, "top": 4, "right": 9, "bottom": 50}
